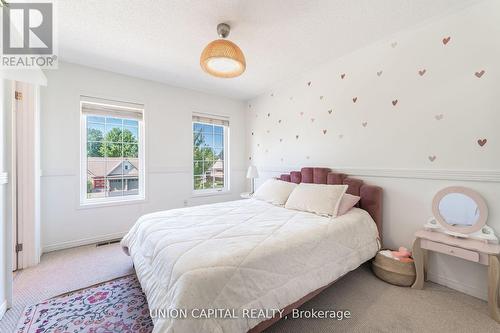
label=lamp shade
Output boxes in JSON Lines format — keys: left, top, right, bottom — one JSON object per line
{"left": 246, "top": 165, "right": 259, "bottom": 179}
{"left": 200, "top": 39, "right": 246, "bottom": 78}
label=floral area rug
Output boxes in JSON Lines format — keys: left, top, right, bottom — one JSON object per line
{"left": 16, "top": 275, "right": 153, "bottom": 333}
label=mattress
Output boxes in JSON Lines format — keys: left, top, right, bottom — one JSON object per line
{"left": 121, "top": 199, "right": 380, "bottom": 333}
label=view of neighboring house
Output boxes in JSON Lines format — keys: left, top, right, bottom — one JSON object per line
{"left": 87, "top": 157, "right": 139, "bottom": 197}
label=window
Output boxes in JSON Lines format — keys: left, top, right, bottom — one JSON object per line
{"left": 80, "top": 97, "right": 145, "bottom": 205}
{"left": 192, "top": 114, "right": 229, "bottom": 193}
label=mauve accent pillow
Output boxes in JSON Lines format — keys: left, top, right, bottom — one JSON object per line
{"left": 285, "top": 183, "right": 348, "bottom": 217}
{"left": 337, "top": 194, "right": 361, "bottom": 216}
{"left": 253, "top": 179, "right": 297, "bottom": 206}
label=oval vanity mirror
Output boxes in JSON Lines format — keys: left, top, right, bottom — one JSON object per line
{"left": 432, "top": 186, "right": 488, "bottom": 234}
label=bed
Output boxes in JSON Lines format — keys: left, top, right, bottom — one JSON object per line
{"left": 121, "top": 167, "right": 383, "bottom": 333}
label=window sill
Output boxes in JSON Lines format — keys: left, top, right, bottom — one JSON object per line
{"left": 191, "top": 190, "right": 230, "bottom": 198}
{"left": 78, "top": 196, "right": 146, "bottom": 209}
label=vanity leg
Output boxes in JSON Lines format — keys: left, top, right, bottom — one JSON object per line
{"left": 412, "top": 238, "right": 425, "bottom": 289}
{"left": 488, "top": 255, "right": 500, "bottom": 323}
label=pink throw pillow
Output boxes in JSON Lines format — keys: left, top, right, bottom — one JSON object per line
{"left": 337, "top": 194, "right": 361, "bottom": 216}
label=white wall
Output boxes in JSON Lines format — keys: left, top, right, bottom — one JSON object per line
{"left": 246, "top": 0, "right": 500, "bottom": 300}
{"left": 40, "top": 62, "right": 247, "bottom": 252}
{"left": 0, "top": 79, "right": 12, "bottom": 318}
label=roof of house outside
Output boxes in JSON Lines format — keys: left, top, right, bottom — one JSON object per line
{"left": 87, "top": 157, "right": 139, "bottom": 178}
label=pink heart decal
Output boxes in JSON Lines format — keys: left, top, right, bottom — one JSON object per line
{"left": 341, "top": 73, "right": 346, "bottom": 79}
{"left": 353, "top": 97, "right": 358, "bottom": 103}
{"left": 362, "top": 122, "right": 368, "bottom": 127}
{"left": 418, "top": 69, "right": 426, "bottom": 76}
{"left": 392, "top": 100, "right": 398, "bottom": 106}
{"left": 435, "top": 114, "right": 444, "bottom": 120}
{"left": 475, "top": 70, "right": 485, "bottom": 78}
{"left": 428, "top": 155, "right": 436, "bottom": 162}
{"left": 477, "top": 139, "right": 487, "bottom": 147}
{"left": 323, "top": 129, "right": 327, "bottom": 135}
{"left": 377, "top": 70, "right": 383, "bottom": 77}
{"left": 328, "top": 109, "right": 333, "bottom": 114}
{"left": 442, "top": 36, "right": 451, "bottom": 45}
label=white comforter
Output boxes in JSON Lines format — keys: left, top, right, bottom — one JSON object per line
{"left": 121, "top": 199, "right": 379, "bottom": 333}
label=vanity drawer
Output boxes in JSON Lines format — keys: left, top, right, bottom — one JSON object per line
{"left": 421, "top": 239, "right": 480, "bottom": 262}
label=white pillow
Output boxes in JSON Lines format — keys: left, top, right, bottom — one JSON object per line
{"left": 253, "top": 179, "right": 297, "bottom": 206}
{"left": 285, "top": 183, "right": 348, "bottom": 217}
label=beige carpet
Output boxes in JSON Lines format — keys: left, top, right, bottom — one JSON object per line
{"left": 0, "top": 243, "right": 134, "bottom": 332}
{"left": 1, "top": 243, "right": 498, "bottom": 333}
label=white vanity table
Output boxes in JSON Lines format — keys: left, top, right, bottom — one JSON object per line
{"left": 412, "top": 186, "right": 500, "bottom": 323}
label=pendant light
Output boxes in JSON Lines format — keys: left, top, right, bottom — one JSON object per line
{"left": 200, "top": 23, "right": 246, "bottom": 78}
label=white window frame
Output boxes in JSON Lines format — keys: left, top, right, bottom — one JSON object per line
{"left": 79, "top": 98, "right": 146, "bottom": 207}
{"left": 192, "top": 117, "right": 230, "bottom": 196}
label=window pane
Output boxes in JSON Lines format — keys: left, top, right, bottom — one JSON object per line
{"left": 124, "top": 119, "right": 138, "bottom": 127}
{"left": 123, "top": 144, "right": 138, "bottom": 158}
{"left": 202, "top": 133, "right": 213, "bottom": 147}
{"left": 88, "top": 116, "right": 105, "bottom": 123}
{"left": 193, "top": 161, "right": 203, "bottom": 176}
{"left": 194, "top": 176, "right": 204, "bottom": 190}
{"left": 87, "top": 142, "right": 103, "bottom": 157}
{"left": 204, "top": 176, "right": 214, "bottom": 189}
{"left": 87, "top": 123, "right": 105, "bottom": 142}
{"left": 214, "top": 125, "right": 223, "bottom": 135}
{"left": 213, "top": 147, "right": 223, "bottom": 160}
{"left": 214, "top": 134, "right": 223, "bottom": 148}
{"left": 103, "top": 143, "right": 123, "bottom": 157}
{"left": 87, "top": 160, "right": 106, "bottom": 199}
{"left": 202, "top": 124, "right": 213, "bottom": 134}
{"left": 193, "top": 123, "right": 203, "bottom": 133}
{"left": 203, "top": 160, "right": 214, "bottom": 175}
{"left": 106, "top": 117, "right": 123, "bottom": 126}
{"left": 108, "top": 178, "right": 124, "bottom": 197}
{"left": 123, "top": 126, "right": 138, "bottom": 142}
{"left": 104, "top": 118, "right": 123, "bottom": 142}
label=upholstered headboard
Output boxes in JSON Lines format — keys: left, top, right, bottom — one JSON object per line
{"left": 279, "top": 167, "right": 383, "bottom": 242}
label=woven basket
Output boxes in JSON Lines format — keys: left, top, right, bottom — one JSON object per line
{"left": 372, "top": 251, "right": 416, "bottom": 287}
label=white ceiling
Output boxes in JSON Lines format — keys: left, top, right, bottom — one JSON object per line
{"left": 59, "top": 0, "right": 479, "bottom": 100}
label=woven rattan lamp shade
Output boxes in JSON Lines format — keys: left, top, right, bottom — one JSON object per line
{"left": 200, "top": 39, "right": 246, "bottom": 78}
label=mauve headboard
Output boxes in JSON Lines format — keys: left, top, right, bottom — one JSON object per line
{"left": 279, "top": 167, "right": 383, "bottom": 242}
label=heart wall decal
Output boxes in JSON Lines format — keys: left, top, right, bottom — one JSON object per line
{"left": 418, "top": 69, "right": 426, "bottom": 76}
{"left": 435, "top": 114, "right": 444, "bottom": 120}
{"left": 428, "top": 155, "right": 437, "bottom": 162}
{"left": 477, "top": 139, "right": 487, "bottom": 147}
{"left": 442, "top": 36, "right": 451, "bottom": 45}
{"left": 341, "top": 73, "right": 346, "bottom": 79}
{"left": 377, "top": 70, "right": 383, "bottom": 77}
{"left": 353, "top": 97, "right": 358, "bottom": 103}
{"left": 362, "top": 122, "right": 368, "bottom": 127}
{"left": 392, "top": 100, "right": 398, "bottom": 106}
{"left": 391, "top": 42, "right": 398, "bottom": 48}
{"left": 307, "top": 81, "right": 311, "bottom": 86}
{"left": 475, "top": 70, "right": 485, "bottom": 78}
{"left": 328, "top": 109, "right": 333, "bottom": 114}
{"left": 323, "top": 129, "right": 327, "bottom": 134}
{"left": 296, "top": 135, "right": 299, "bottom": 139}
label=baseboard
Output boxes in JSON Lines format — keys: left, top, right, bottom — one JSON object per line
{"left": 426, "top": 272, "right": 487, "bottom": 301}
{"left": 42, "top": 231, "right": 128, "bottom": 253}
{"left": 0, "top": 300, "right": 7, "bottom": 320}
